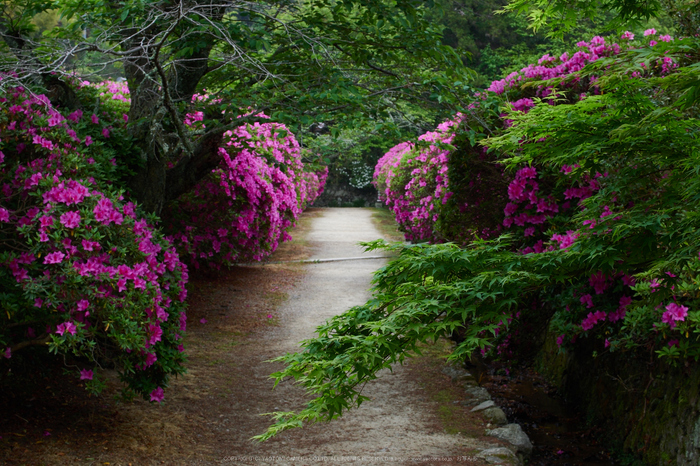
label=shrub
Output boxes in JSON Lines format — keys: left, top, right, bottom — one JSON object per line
{"left": 163, "top": 116, "right": 326, "bottom": 268}
{"left": 0, "top": 81, "right": 188, "bottom": 401}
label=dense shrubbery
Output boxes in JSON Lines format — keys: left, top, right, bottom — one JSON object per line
{"left": 374, "top": 118, "right": 461, "bottom": 242}
{"left": 1, "top": 79, "right": 326, "bottom": 399}
{"left": 372, "top": 31, "right": 700, "bottom": 358}
{"left": 163, "top": 113, "right": 327, "bottom": 268}
{"left": 0, "top": 80, "right": 188, "bottom": 401}
{"left": 262, "top": 30, "right": 700, "bottom": 439}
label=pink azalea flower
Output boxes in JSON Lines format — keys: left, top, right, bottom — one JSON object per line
{"left": 80, "top": 369, "right": 93, "bottom": 380}
{"left": 200, "top": 318, "right": 207, "bottom": 324}
{"left": 144, "top": 352, "right": 157, "bottom": 367}
{"left": 663, "top": 303, "right": 688, "bottom": 325}
{"left": 44, "top": 251, "right": 65, "bottom": 264}
{"left": 643, "top": 28, "right": 657, "bottom": 36}
{"left": 102, "top": 127, "right": 110, "bottom": 138}
{"left": 67, "top": 109, "right": 83, "bottom": 122}
{"left": 85, "top": 135, "right": 93, "bottom": 146}
{"left": 60, "top": 211, "right": 81, "bottom": 229}
{"left": 3, "top": 347, "right": 10, "bottom": 359}
{"left": 91, "top": 114, "right": 99, "bottom": 124}
{"left": 0, "top": 207, "right": 10, "bottom": 222}
{"left": 581, "top": 311, "right": 607, "bottom": 331}
{"left": 148, "top": 324, "right": 163, "bottom": 345}
{"left": 150, "top": 387, "right": 164, "bottom": 403}
{"left": 47, "top": 112, "right": 64, "bottom": 127}
{"left": 580, "top": 294, "right": 594, "bottom": 308}
{"left": 56, "top": 321, "right": 77, "bottom": 336}
{"left": 39, "top": 215, "right": 55, "bottom": 228}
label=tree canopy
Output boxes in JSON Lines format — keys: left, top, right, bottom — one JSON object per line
{"left": 0, "top": 0, "right": 472, "bottom": 213}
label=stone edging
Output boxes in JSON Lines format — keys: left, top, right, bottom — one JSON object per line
{"left": 441, "top": 364, "right": 534, "bottom": 465}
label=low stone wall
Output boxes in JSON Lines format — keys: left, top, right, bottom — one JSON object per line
{"left": 536, "top": 330, "right": 700, "bottom": 465}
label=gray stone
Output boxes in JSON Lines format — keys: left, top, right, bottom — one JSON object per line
{"left": 441, "top": 364, "right": 475, "bottom": 383}
{"left": 477, "top": 447, "right": 518, "bottom": 465}
{"left": 471, "top": 400, "right": 496, "bottom": 412}
{"left": 486, "top": 423, "right": 533, "bottom": 455}
{"left": 482, "top": 407, "right": 508, "bottom": 426}
{"left": 466, "top": 386, "right": 492, "bottom": 402}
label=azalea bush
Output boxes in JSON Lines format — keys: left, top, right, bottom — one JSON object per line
{"left": 373, "top": 117, "right": 461, "bottom": 243}
{"left": 1, "top": 77, "right": 328, "bottom": 399}
{"left": 162, "top": 113, "right": 327, "bottom": 269}
{"left": 260, "top": 30, "right": 700, "bottom": 439}
{"left": 0, "top": 81, "right": 188, "bottom": 401}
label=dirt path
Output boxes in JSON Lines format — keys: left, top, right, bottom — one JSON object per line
{"left": 1, "top": 208, "right": 508, "bottom": 465}
{"left": 217, "top": 208, "right": 476, "bottom": 465}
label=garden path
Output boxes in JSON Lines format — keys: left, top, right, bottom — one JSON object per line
{"left": 1, "top": 208, "right": 502, "bottom": 465}
{"left": 207, "top": 208, "right": 492, "bottom": 465}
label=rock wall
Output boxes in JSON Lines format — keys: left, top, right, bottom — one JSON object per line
{"left": 536, "top": 329, "right": 700, "bottom": 465}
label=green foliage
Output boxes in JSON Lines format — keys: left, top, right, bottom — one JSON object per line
{"left": 502, "top": 0, "right": 662, "bottom": 37}
{"left": 258, "top": 18, "right": 700, "bottom": 438}
{"left": 256, "top": 237, "right": 563, "bottom": 440}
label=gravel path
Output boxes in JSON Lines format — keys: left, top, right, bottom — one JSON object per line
{"left": 0, "top": 208, "right": 507, "bottom": 465}
{"left": 216, "top": 208, "right": 494, "bottom": 465}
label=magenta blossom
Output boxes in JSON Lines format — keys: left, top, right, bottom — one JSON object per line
{"left": 150, "top": 387, "right": 164, "bottom": 403}
{"left": 60, "top": 211, "right": 81, "bottom": 229}
{"left": 662, "top": 303, "right": 688, "bottom": 328}
{"left": 80, "top": 369, "right": 93, "bottom": 380}
{"left": 56, "top": 321, "right": 77, "bottom": 336}
{"left": 44, "top": 251, "right": 65, "bottom": 264}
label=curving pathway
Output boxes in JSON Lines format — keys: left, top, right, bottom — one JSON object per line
{"left": 212, "top": 208, "right": 498, "bottom": 465}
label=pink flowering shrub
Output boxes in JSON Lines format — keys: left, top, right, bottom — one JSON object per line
{"left": 163, "top": 117, "right": 326, "bottom": 268}
{"left": 374, "top": 117, "right": 462, "bottom": 242}
{"left": 0, "top": 81, "right": 187, "bottom": 401}
{"left": 375, "top": 32, "right": 698, "bottom": 362}
{"left": 302, "top": 165, "right": 329, "bottom": 209}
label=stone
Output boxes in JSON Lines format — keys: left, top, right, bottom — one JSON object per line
{"left": 441, "top": 364, "right": 475, "bottom": 383}
{"left": 466, "top": 386, "right": 492, "bottom": 402}
{"left": 482, "top": 407, "right": 508, "bottom": 426}
{"left": 486, "top": 423, "right": 533, "bottom": 455}
{"left": 476, "top": 447, "right": 519, "bottom": 465}
{"left": 471, "top": 400, "right": 496, "bottom": 412}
